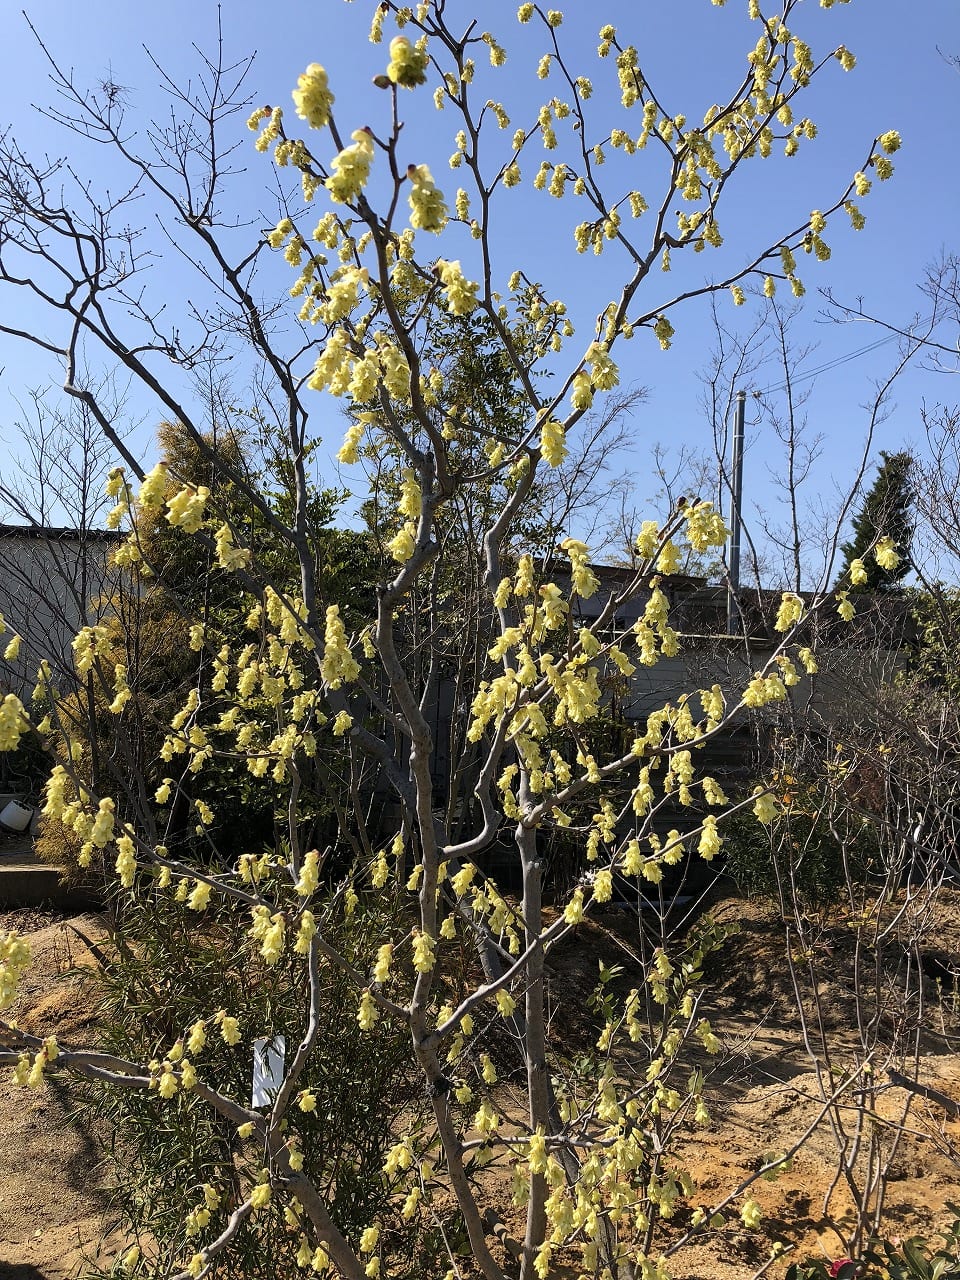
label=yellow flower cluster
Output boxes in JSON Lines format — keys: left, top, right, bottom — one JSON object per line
{"left": 215, "top": 523, "right": 251, "bottom": 572}
{"left": 137, "top": 460, "right": 168, "bottom": 509}
{"left": 357, "top": 989, "right": 379, "bottom": 1030}
{"left": 387, "top": 35, "right": 429, "bottom": 88}
{"left": 320, "top": 605, "right": 360, "bottom": 689}
{"left": 337, "top": 421, "right": 365, "bottom": 465}
{"left": 407, "top": 164, "right": 448, "bottom": 232}
{"left": 561, "top": 537, "right": 599, "bottom": 599}
{"left": 71, "top": 624, "right": 111, "bottom": 677}
{"left": 411, "top": 930, "right": 436, "bottom": 973}
{"left": 742, "top": 672, "right": 787, "bottom": 708}
{"left": 166, "top": 484, "right": 210, "bottom": 533}
{"left": 774, "top": 592, "right": 803, "bottom": 632}
{"left": 295, "top": 849, "right": 321, "bottom": 897}
{"left": 698, "top": 815, "right": 722, "bottom": 860}
{"left": 12, "top": 1035, "right": 59, "bottom": 1089}
{"left": 215, "top": 1009, "right": 242, "bottom": 1045}
{"left": 0, "top": 931, "right": 30, "bottom": 1011}
{"left": 326, "top": 129, "right": 375, "bottom": 204}
{"left": 0, "top": 693, "right": 27, "bottom": 752}
{"left": 388, "top": 523, "right": 417, "bottom": 563}
{"left": 292, "top": 63, "right": 334, "bottom": 129}
{"left": 874, "top": 536, "right": 899, "bottom": 570}
{"left": 753, "top": 788, "right": 779, "bottom": 825}
{"left": 837, "top": 590, "right": 855, "bottom": 622}
{"left": 108, "top": 664, "right": 131, "bottom": 715}
{"left": 435, "top": 259, "right": 478, "bottom": 316}
{"left": 684, "top": 501, "right": 729, "bottom": 553}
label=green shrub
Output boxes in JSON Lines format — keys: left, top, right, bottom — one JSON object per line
{"left": 83, "top": 881, "right": 429, "bottom": 1279}
{"left": 724, "top": 779, "right": 879, "bottom": 911}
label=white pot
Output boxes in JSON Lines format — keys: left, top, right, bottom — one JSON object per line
{"left": 0, "top": 800, "right": 34, "bottom": 832}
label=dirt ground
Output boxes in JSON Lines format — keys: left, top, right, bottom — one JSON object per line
{"left": 1, "top": 895, "right": 959, "bottom": 1279}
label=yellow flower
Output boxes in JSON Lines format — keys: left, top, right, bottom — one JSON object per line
{"left": 166, "top": 484, "right": 210, "bottom": 533}
{"left": 412, "top": 930, "right": 436, "bottom": 973}
{"left": 157, "top": 1069, "right": 179, "bottom": 1099}
{"left": 0, "top": 692, "right": 27, "bottom": 752}
{"left": 774, "top": 591, "right": 803, "bottom": 632}
{"left": 219, "top": 1013, "right": 241, "bottom": 1046}
{"left": 592, "top": 869, "right": 613, "bottom": 903}
{"left": 698, "top": 816, "right": 721, "bottom": 860}
{"left": 656, "top": 540, "right": 681, "bottom": 574}
{"left": 654, "top": 316, "right": 674, "bottom": 349}
{"left": 260, "top": 916, "right": 285, "bottom": 964}
{"left": 293, "top": 64, "right": 334, "bottom": 128}
{"left": 388, "top": 522, "right": 417, "bottom": 563}
{"left": 215, "top": 522, "right": 250, "bottom": 571}
{"left": 115, "top": 834, "right": 137, "bottom": 888}
{"left": 435, "top": 259, "right": 478, "bottom": 315}
{"left": 561, "top": 537, "right": 599, "bottom": 599}
{"left": 798, "top": 646, "right": 818, "bottom": 674}
{"left": 407, "top": 164, "right": 448, "bottom": 232}
{"left": 120, "top": 1245, "right": 140, "bottom": 1273}
{"left": 685, "top": 501, "right": 729, "bottom": 552}
{"left": 187, "top": 879, "right": 211, "bottom": 911}
{"left": 250, "top": 1181, "right": 272, "bottom": 1210}
{"left": 753, "top": 788, "right": 778, "bottom": 825}
{"left": 874, "top": 536, "right": 899, "bottom": 570}
{"left": 295, "top": 849, "right": 321, "bottom": 897}
{"left": 539, "top": 418, "right": 566, "bottom": 467}
{"left": 321, "top": 605, "right": 360, "bottom": 689}
{"left": 326, "top": 128, "right": 375, "bottom": 204}
{"left": 741, "top": 1197, "right": 762, "bottom": 1229}
{"left": 338, "top": 422, "right": 365, "bottom": 465}
{"left": 137, "top": 460, "right": 168, "bottom": 509}
{"left": 332, "top": 710, "right": 353, "bottom": 736}
{"left": 387, "top": 35, "right": 428, "bottom": 88}
{"left": 0, "top": 932, "right": 31, "bottom": 1012}
{"left": 357, "top": 988, "right": 379, "bottom": 1030}
{"left": 849, "top": 557, "right": 868, "bottom": 585}
{"left": 496, "top": 988, "right": 516, "bottom": 1017}
{"left": 570, "top": 370, "right": 593, "bottom": 411}
{"left": 563, "top": 887, "right": 585, "bottom": 924}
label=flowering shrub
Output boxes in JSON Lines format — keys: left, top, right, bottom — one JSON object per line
{"left": 0, "top": 2, "right": 908, "bottom": 1277}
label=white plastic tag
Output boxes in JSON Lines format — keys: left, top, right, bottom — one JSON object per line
{"left": 251, "top": 1035, "right": 286, "bottom": 1108}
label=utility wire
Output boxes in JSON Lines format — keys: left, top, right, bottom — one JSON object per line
{"left": 755, "top": 312, "right": 937, "bottom": 396}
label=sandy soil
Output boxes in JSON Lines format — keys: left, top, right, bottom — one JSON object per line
{"left": 0, "top": 911, "right": 122, "bottom": 1278}
{"left": 1, "top": 895, "right": 958, "bottom": 1279}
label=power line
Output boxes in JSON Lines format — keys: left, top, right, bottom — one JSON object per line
{"left": 755, "top": 312, "right": 937, "bottom": 396}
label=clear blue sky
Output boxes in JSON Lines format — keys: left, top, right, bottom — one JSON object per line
{"left": 0, "top": 1, "right": 956, "bottom": 580}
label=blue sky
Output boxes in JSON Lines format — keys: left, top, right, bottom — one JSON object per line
{"left": 0, "top": 0, "right": 956, "bottom": 579}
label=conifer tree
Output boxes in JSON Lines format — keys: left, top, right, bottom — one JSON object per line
{"left": 835, "top": 450, "right": 914, "bottom": 590}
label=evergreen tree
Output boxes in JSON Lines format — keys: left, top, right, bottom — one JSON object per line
{"left": 835, "top": 450, "right": 914, "bottom": 591}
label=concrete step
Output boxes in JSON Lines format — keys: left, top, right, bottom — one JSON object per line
{"left": 0, "top": 861, "right": 68, "bottom": 907}
{"left": 0, "top": 833, "right": 96, "bottom": 909}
